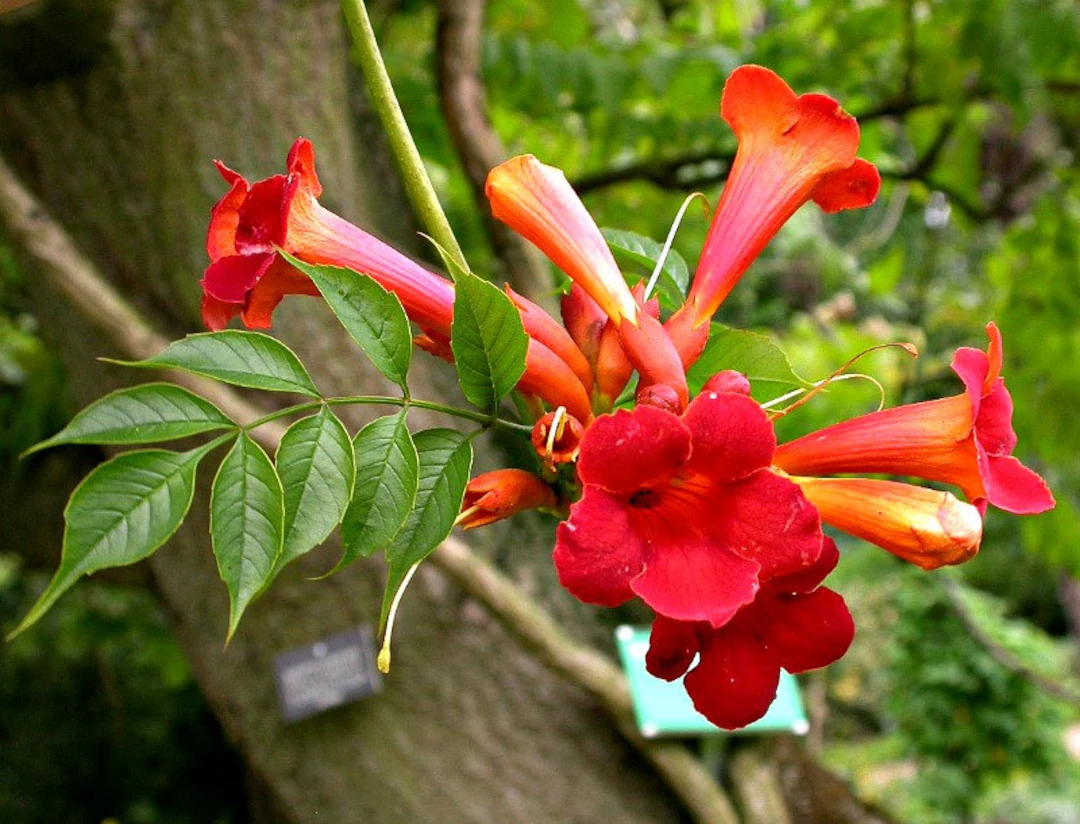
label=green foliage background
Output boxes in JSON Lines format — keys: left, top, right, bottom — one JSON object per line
{"left": 2, "top": 0, "right": 1079, "bottom": 821}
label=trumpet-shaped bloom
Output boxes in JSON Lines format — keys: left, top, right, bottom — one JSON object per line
{"left": 202, "top": 138, "right": 455, "bottom": 335}
{"left": 774, "top": 323, "right": 1054, "bottom": 515}
{"left": 646, "top": 538, "right": 853, "bottom": 730}
{"left": 487, "top": 155, "right": 689, "bottom": 409}
{"left": 790, "top": 477, "right": 983, "bottom": 569}
{"left": 667, "top": 65, "right": 881, "bottom": 365}
{"left": 553, "top": 384, "right": 823, "bottom": 627}
{"left": 458, "top": 470, "right": 557, "bottom": 530}
{"left": 201, "top": 138, "right": 594, "bottom": 421}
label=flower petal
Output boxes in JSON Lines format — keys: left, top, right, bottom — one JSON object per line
{"left": 682, "top": 390, "right": 775, "bottom": 481}
{"left": 506, "top": 284, "right": 594, "bottom": 393}
{"left": 719, "top": 470, "right": 823, "bottom": 580}
{"left": 645, "top": 615, "right": 701, "bottom": 681}
{"left": 811, "top": 158, "right": 882, "bottom": 213}
{"left": 517, "top": 339, "right": 595, "bottom": 424}
{"left": 685, "top": 623, "right": 781, "bottom": 730}
{"left": 631, "top": 533, "right": 760, "bottom": 628}
{"left": 618, "top": 312, "right": 690, "bottom": 411}
{"left": 982, "top": 454, "right": 1055, "bottom": 515}
{"left": 206, "top": 174, "right": 248, "bottom": 261}
{"left": 685, "top": 67, "right": 867, "bottom": 327}
{"left": 770, "top": 536, "right": 840, "bottom": 595}
{"left": 576, "top": 406, "right": 691, "bottom": 494}
{"left": 720, "top": 64, "right": 800, "bottom": 138}
{"left": 241, "top": 257, "right": 321, "bottom": 329}
{"left": 951, "top": 344, "right": 990, "bottom": 413}
{"left": 553, "top": 487, "right": 644, "bottom": 607}
{"left": 459, "top": 469, "right": 556, "bottom": 530}
{"left": 486, "top": 155, "right": 638, "bottom": 323}
{"left": 286, "top": 137, "right": 322, "bottom": 198}
{"left": 201, "top": 294, "right": 241, "bottom": 332}
{"left": 760, "top": 586, "right": 854, "bottom": 673}
{"left": 975, "top": 380, "right": 1018, "bottom": 456}
{"left": 201, "top": 252, "right": 275, "bottom": 303}
{"left": 234, "top": 174, "right": 289, "bottom": 252}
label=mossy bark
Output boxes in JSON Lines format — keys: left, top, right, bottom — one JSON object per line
{"left": 0, "top": 1, "right": 683, "bottom": 821}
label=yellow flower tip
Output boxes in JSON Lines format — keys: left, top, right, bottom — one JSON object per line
{"left": 377, "top": 646, "right": 391, "bottom": 674}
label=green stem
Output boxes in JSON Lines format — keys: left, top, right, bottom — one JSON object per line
{"left": 241, "top": 395, "right": 534, "bottom": 435}
{"left": 341, "top": 0, "right": 467, "bottom": 271}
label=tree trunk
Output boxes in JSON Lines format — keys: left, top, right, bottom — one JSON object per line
{"left": 0, "top": 1, "right": 683, "bottom": 821}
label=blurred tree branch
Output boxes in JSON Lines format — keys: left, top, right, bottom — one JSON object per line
{"left": 938, "top": 573, "right": 1080, "bottom": 708}
{"left": 435, "top": 0, "right": 552, "bottom": 304}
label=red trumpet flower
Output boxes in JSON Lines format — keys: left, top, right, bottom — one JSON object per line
{"left": 458, "top": 470, "right": 558, "bottom": 530}
{"left": 666, "top": 65, "right": 881, "bottom": 366}
{"left": 774, "top": 323, "right": 1054, "bottom": 516}
{"left": 553, "top": 380, "right": 823, "bottom": 628}
{"left": 201, "top": 138, "right": 594, "bottom": 421}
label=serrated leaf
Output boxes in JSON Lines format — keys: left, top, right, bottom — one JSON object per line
{"left": 329, "top": 412, "right": 419, "bottom": 574}
{"left": 379, "top": 429, "right": 473, "bottom": 630}
{"left": 210, "top": 432, "right": 285, "bottom": 640}
{"left": 273, "top": 407, "right": 355, "bottom": 576}
{"left": 686, "top": 325, "right": 810, "bottom": 398}
{"left": 451, "top": 273, "right": 528, "bottom": 411}
{"left": 113, "top": 331, "right": 319, "bottom": 397}
{"left": 6, "top": 444, "right": 215, "bottom": 640}
{"left": 602, "top": 227, "right": 690, "bottom": 305}
{"left": 280, "top": 253, "right": 412, "bottom": 390}
{"left": 25, "top": 383, "right": 234, "bottom": 455}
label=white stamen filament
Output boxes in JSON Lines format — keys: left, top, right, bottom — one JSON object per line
{"left": 377, "top": 561, "right": 421, "bottom": 673}
{"left": 644, "top": 192, "right": 710, "bottom": 302}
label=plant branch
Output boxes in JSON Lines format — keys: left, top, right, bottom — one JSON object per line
{"left": 0, "top": 149, "right": 738, "bottom": 824}
{"left": 434, "top": 0, "right": 552, "bottom": 303}
{"left": 342, "top": 0, "right": 467, "bottom": 272}
{"left": 938, "top": 573, "right": 1080, "bottom": 707}
{"left": 242, "top": 395, "right": 534, "bottom": 435}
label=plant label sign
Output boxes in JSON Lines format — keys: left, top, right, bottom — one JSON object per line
{"left": 274, "top": 626, "right": 382, "bottom": 722}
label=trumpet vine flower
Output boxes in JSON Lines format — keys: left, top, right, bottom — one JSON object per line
{"left": 458, "top": 470, "right": 558, "bottom": 530}
{"left": 774, "top": 324, "right": 1054, "bottom": 516}
{"left": 200, "top": 138, "right": 594, "bottom": 421}
{"left": 553, "top": 380, "right": 823, "bottom": 627}
{"left": 666, "top": 65, "right": 881, "bottom": 366}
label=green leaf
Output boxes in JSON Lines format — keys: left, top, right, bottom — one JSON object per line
{"left": 419, "top": 232, "right": 471, "bottom": 283}
{"left": 686, "top": 325, "right": 810, "bottom": 398}
{"left": 279, "top": 253, "right": 412, "bottom": 390}
{"left": 451, "top": 272, "right": 529, "bottom": 411}
{"left": 379, "top": 429, "right": 473, "bottom": 630}
{"left": 25, "top": 383, "right": 234, "bottom": 455}
{"left": 273, "top": 407, "right": 355, "bottom": 576}
{"left": 602, "top": 227, "right": 690, "bottom": 304}
{"left": 6, "top": 444, "right": 215, "bottom": 640}
{"left": 330, "top": 411, "right": 419, "bottom": 574}
{"left": 210, "top": 432, "right": 285, "bottom": 641}
{"left": 113, "top": 331, "right": 319, "bottom": 397}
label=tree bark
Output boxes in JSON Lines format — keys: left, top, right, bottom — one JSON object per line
{"left": 0, "top": 2, "right": 684, "bottom": 821}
